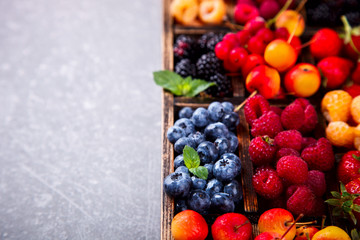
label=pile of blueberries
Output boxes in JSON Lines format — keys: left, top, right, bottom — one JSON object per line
{"left": 164, "top": 101, "right": 243, "bottom": 215}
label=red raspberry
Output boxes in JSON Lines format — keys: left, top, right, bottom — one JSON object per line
{"left": 251, "top": 111, "right": 283, "bottom": 138}
{"left": 244, "top": 94, "right": 270, "bottom": 127}
{"left": 293, "top": 99, "right": 318, "bottom": 134}
{"left": 305, "top": 170, "right": 326, "bottom": 197}
{"left": 301, "top": 137, "right": 317, "bottom": 151}
{"left": 252, "top": 166, "right": 284, "bottom": 199}
{"left": 277, "top": 156, "right": 308, "bottom": 185}
{"left": 249, "top": 135, "right": 276, "bottom": 166}
{"left": 337, "top": 151, "right": 360, "bottom": 185}
{"left": 274, "top": 130, "right": 302, "bottom": 152}
{"left": 281, "top": 102, "right": 305, "bottom": 130}
{"left": 275, "top": 148, "right": 300, "bottom": 162}
{"left": 301, "top": 138, "right": 335, "bottom": 171}
{"left": 270, "top": 106, "right": 282, "bottom": 116}
{"left": 286, "top": 185, "right": 317, "bottom": 216}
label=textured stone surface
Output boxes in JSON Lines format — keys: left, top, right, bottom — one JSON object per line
{"left": 0, "top": 0, "right": 162, "bottom": 239}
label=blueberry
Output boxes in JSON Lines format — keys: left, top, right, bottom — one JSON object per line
{"left": 188, "top": 131, "right": 205, "bottom": 147}
{"left": 222, "top": 112, "right": 240, "bottom": 131}
{"left": 175, "top": 199, "right": 188, "bottom": 213}
{"left": 213, "top": 159, "right": 239, "bottom": 182}
{"left": 164, "top": 172, "right": 191, "bottom": 198}
{"left": 174, "top": 118, "right": 195, "bottom": 136}
{"left": 174, "top": 154, "right": 185, "bottom": 169}
{"left": 227, "top": 133, "right": 239, "bottom": 153}
{"left": 197, "top": 141, "right": 218, "bottom": 164}
{"left": 191, "top": 107, "right": 210, "bottom": 128}
{"left": 187, "top": 190, "right": 211, "bottom": 214}
{"left": 214, "top": 137, "right": 230, "bottom": 156}
{"left": 222, "top": 102, "right": 234, "bottom": 113}
{"left": 204, "top": 122, "right": 229, "bottom": 141}
{"left": 205, "top": 178, "right": 223, "bottom": 197}
{"left": 204, "top": 163, "right": 214, "bottom": 179}
{"left": 224, "top": 180, "right": 243, "bottom": 203}
{"left": 208, "top": 102, "right": 226, "bottom": 122}
{"left": 211, "top": 192, "right": 235, "bottom": 213}
{"left": 221, "top": 153, "right": 241, "bottom": 171}
{"left": 167, "top": 126, "right": 185, "bottom": 144}
{"left": 174, "top": 137, "right": 196, "bottom": 154}
{"left": 179, "top": 107, "right": 193, "bottom": 119}
{"left": 175, "top": 166, "right": 189, "bottom": 175}
{"left": 191, "top": 176, "right": 207, "bottom": 190}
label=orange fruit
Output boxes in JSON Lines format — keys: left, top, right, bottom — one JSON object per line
{"left": 354, "top": 124, "right": 360, "bottom": 151}
{"left": 351, "top": 96, "right": 360, "bottom": 124}
{"left": 326, "top": 121, "right": 354, "bottom": 148}
{"left": 321, "top": 90, "right": 352, "bottom": 122}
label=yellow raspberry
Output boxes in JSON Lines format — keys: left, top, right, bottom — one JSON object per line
{"left": 351, "top": 96, "right": 360, "bottom": 124}
{"left": 321, "top": 90, "right": 352, "bottom": 122}
{"left": 326, "top": 121, "right": 354, "bottom": 148}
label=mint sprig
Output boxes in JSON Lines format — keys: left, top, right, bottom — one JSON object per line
{"left": 183, "top": 145, "right": 208, "bottom": 180}
{"left": 153, "top": 70, "right": 216, "bottom": 97}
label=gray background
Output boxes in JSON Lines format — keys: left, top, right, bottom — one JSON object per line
{"left": 0, "top": 0, "right": 162, "bottom": 239}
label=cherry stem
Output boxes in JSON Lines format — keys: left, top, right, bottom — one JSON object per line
{"left": 287, "top": 15, "right": 301, "bottom": 44}
{"left": 295, "top": 0, "right": 308, "bottom": 13}
{"left": 234, "top": 90, "right": 257, "bottom": 112}
{"left": 341, "top": 15, "right": 360, "bottom": 56}
{"left": 295, "top": 220, "right": 317, "bottom": 225}
{"left": 266, "top": 0, "right": 292, "bottom": 27}
{"left": 224, "top": 21, "right": 243, "bottom": 32}
{"left": 296, "top": 39, "right": 316, "bottom": 50}
{"left": 281, "top": 214, "right": 304, "bottom": 240}
{"left": 234, "top": 220, "right": 249, "bottom": 232}
{"left": 321, "top": 215, "right": 326, "bottom": 230}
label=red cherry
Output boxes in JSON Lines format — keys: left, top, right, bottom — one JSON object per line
{"left": 288, "top": 35, "right": 302, "bottom": 56}
{"left": 244, "top": 16, "right": 266, "bottom": 35}
{"left": 274, "top": 27, "right": 289, "bottom": 40}
{"left": 247, "top": 36, "right": 267, "bottom": 55}
{"left": 222, "top": 33, "right": 239, "bottom": 49}
{"left": 242, "top": 53, "right": 265, "bottom": 78}
{"left": 229, "top": 47, "right": 248, "bottom": 68}
{"left": 256, "top": 28, "right": 275, "bottom": 43}
{"left": 215, "top": 41, "right": 231, "bottom": 60}
{"left": 236, "top": 30, "right": 251, "bottom": 46}
{"left": 223, "top": 59, "right": 240, "bottom": 72}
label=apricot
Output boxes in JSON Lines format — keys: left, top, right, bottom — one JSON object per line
{"left": 171, "top": 0, "right": 199, "bottom": 25}
{"left": 199, "top": 0, "right": 226, "bottom": 24}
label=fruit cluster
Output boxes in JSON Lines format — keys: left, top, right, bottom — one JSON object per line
{"left": 245, "top": 95, "right": 334, "bottom": 217}
{"left": 174, "top": 33, "right": 235, "bottom": 97}
{"left": 164, "top": 102, "right": 243, "bottom": 215}
{"left": 170, "top": 0, "right": 226, "bottom": 26}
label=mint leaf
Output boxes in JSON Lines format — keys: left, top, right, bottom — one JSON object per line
{"left": 340, "top": 182, "right": 347, "bottom": 193}
{"left": 189, "top": 166, "right": 208, "bottom": 180}
{"left": 354, "top": 204, "right": 360, "bottom": 213}
{"left": 331, "top": 191, "right": 341, "bottom": 199}
{"left": 186, "top": 79, "right": 216, "bottom": 97}
{"left": 353, "top": 154, "right": 360, "bottom": 161}
{"left": 183, "top": 146, "right": 200, "bottom": 169}
{"left": 153, "top": 70, "right": 183, "bottom": 95}
{"left": 153, "top": 70, "right": 215, "bottom": 97}
{"left": 325, "top": 199, "right": 340, "bottom": 207}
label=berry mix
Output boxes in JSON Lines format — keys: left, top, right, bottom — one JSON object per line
{"left": 164, "top": 102, "right": 243, "bottom": 215}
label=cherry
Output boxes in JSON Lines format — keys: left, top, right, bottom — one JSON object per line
{"left": 222, "top": 33, "right": 239, "bottom": 49}
{"left": 275, "top": 27, "right": 289, "bottom": 40}
{"left": 242, "top": 53, "right": 265, "bottom": 78}
{"left": 223, "top": 59, "right": 240, "bottom": 72}
{"left": 243, "top": 16, "right": 266, "bottom": 35}
{"left": 215, "top": 41, "right": 231, "bottom": 60}
{"left": 229, "top": 47, "right": 248, "bottom": 68}
{"left": 247, "top": 35, "right": 267, "bottom": 55}
{"left": 236, "top": 30, "right": 251, "bottom": 46}
{"left": 256, "top": 28, "right": 275, "bottom": 43}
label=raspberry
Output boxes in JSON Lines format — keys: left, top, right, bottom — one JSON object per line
{"left": 351, "top": 96, "right": 360, "bottom": 124}
{"left": 252, "top": 166, "right": 284, "bottom": 199}
{"left": 244, "top": 95, "right": 270, "bottom": 127}
{"left": 274, "top": 130, "right": 302, "bottom": 152}
{"left": 295, "top": 99, "right": 318, "bottom": 133}
{"left": 305, "top": 170, "right": 326, "bottom": 197}
{"left": 321, "top": 90, "right": 352, "bottom": 122}
{"left": 251, "top": 111, "right": 283, "bottom": 138}
{"left": 270, "top": 106, "right": 282, "bottom": 116}
{"left": 286, "top": 185, "right": 317, "bottom": 216}
{"left": 173, "top": 35, "right": 196, "bottom": 62}
{"left": 275, "top": 148, "right": 299, "bottom": 162}
{"left": 301, "top": 137, "right": 317, "bottom": 150}
{"left": 196, "top": 52, "right": 223, "bottom": 81}
{"left": 325, "top": 121, "right": 354, "bottom": 148}
{"left": 175, "top": 59, "right": 196, "bottom": 78}
{"left": 249, "top": 135, "right": 277, "bottom": 166}
{"left": 277, "top": 156, "right": 308, "bottom": 185}
{"left": 206, "top": 73, "right": 232, "bottom": 98}
{"left": 301, "top": 138, "right": 335, "bottom": 171}
{"left": 281, "top": 102, "right": 305, "bottom": 130}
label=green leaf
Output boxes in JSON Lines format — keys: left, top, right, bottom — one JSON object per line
{"left": 353, "top": 204, "right": 360, "bottom": 213}
{"left": 344, "top": 200, "right": 353, "bottom": 207}
{"left": 351, "top": 229, "right": 360, "bottom": 240}
{"left": 343, "top": 192, "right": 351, "bottom": 197}
{"left": 349, "top": 211, "right": 358, "bottom": 225}
{"left": 325, "top": 199, "right": 341, "bottom": 207}
{"left": 331, "top": 191, "right": 342, "bottom": 199}
{"left": 183, "top": 145, "right": 200, "bottom": 169}
{"left": 185, "top": 79, "right": 216, "bottom": 97}
{"left": 340, "top": 182, "right": 347, "bottom": 193}
{"left": 153, "top": 70, "right": 183, "bottom": 95}
{"left": 343, "top": 206, "right": 352, "bottom": 213}
{"left": 353, "top": 154, "right": 360, "bottom": 161}
{"left": 189, "top": 166, "right": 208, "bottom": 180}
{"left": 332, "top": 206, "right": 343, "bottom": 216}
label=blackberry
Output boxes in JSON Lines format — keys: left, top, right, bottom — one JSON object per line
{"left": 206, "top": 33, "right": 224, "bottom": 52}
{"left": 206, "top": 73, "right": 232, "bottom": 98}
{"left": 197, "top": 32, "right": 224, "bottom": 54}
{"left": 196, "top": 52, "right": 223, "bottom": 81}
{"left": 175, "top": 59, "right": 196, "bottom": 78}
{"left": 173, "top": 35, "right": 196, "bottom": 62}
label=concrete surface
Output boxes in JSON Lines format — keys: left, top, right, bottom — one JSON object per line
{"left": 0, "top": 0, "right": 162, "bottom": 239}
